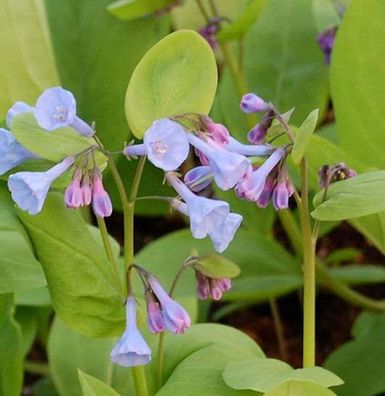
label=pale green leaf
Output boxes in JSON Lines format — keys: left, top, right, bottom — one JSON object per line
{"left": 108, "top": 0, "right": 174, "bottom": 21}
{"left": 330, "top": 265, "right": 385, "bottom": 286}
{"left": 194, "top": 255, "right": 240, "bottom": 279}
{"left": 291, "top": 109, "right": 319, "bottom": 164}
{"left": 125, "top": 30, "right": 218, "bottom": 138}
{"left": 264, "top": 380, "right": 336, "bottom": 396}
{"left": 312, "top": 0, "right": 340, "bottom": 32}
{"left": 78, "top": 370, "right": 121, "bottom": 396}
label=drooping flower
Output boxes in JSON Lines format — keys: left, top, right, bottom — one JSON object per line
{"left": 226, "top": 137, "right": 274, "bottom": 157}
{"left": 256, "top": 170, "right": 276, "bottom": 208}
{"left": 240, "top": 93, "right": 269, "bottom": 113}
{"left": 123, "top": 119, "right": 189, "bottom": 171}
{"left": 167, "top": 173, "right": 229, "bottom": 239}
{"left": 8, "top": 156, "right": 74, "bottom": 215}
{"left": 317, "top": 26, "right": 338, "bottom": 65}
{"left": 198, "top": 21, "right": 220, "bottom": 49}
{"left": 318, "top": 162, "right": 357, "bottom": 188}
{"left": 92, "top": 170, "right": 112, "bottom": 218}
{"left": 208, "top": 212, "right": 243, "bottom": 253}
{"left": 110, "top": 296, "right": 151, "bottom": 367}
{"left": 195, "top": 271, "right": 231, "bottom": 301}
{"left": 236, "top": 148, "right": 286, "bottom": 202}
{"left": 147, "top": 276, "right": 191, "bottom": 334}
{"left": 64, "top": 169, "right": 83, "bottom": 209}
{"left": 188, "top": 133, "right": 250, "bottom": 191}
{"left": 201, "top": 116, "right": 230, "bottom": 145}
{"left": 272, "top": 168, "right": 293, "bottom": 210}
{"left": 0, "top": 128, "right": 36, "bottom": 175}
{"left": 34, "top": 87, "right": 94, "bottom": 137}
{"left": 184, "top": 166, "right": 213, "bottom": 192}
{"left": 6, "top": 101, "right": 34, "bottom": 127}
{"left": 146, "top": 292, "right": 166, "bottom": 334}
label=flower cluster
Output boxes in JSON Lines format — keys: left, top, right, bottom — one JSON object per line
{"left": 111, "top": 270, "right": 191, "bottom": 367}
{"left": 318, "top": 162, "right": 357, "bottom": 188}
{"left": 3, "top": 87, "right": 112, "bottom": 217}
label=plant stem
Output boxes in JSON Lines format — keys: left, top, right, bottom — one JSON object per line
{"left": 195, "top": 0, "right": 210, "bottom": 22}
{"left": 269, "top": 298, "right": 288, "bottom": 361}
{"left": 24, "top": 361, "right": 49, "bottom": 376}
{"left": 277, "top": 210, "right": 302, "bottom": 256}
{"left": 298, "top": 158, "right": 316, "bottom": 368}
{"left": 108, "top": 154, "right": 149, "bottom": 396}
{"left": 96, "top": 216, "right": 122, "bottom": 292}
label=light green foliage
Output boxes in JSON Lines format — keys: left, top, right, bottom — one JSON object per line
{"left": 48, "top": 318, "right": 132, "bottom": 396}
{"left": 217, "top": 0, "right": 267, "bottom": 43}
{"left": 15, "top": 307, "right": 39, "bottom": 357}
{"left": 0, "top": 183, "right": 46, "bottom": 294}
{"left": 244, "top": 0, "right": 328, "bottom": 125}
{"left": 312, "top": 0, "right": 340, "bottom": 32}
{"left": 264, "top": 380, "right": 337, "bottom": 396}
{"left": 45, "top": 0, "right": 170, "bottom": 149}
{"left": 0, "top": 0, "right": 59, "bottom": 117}
{"left": 224, "top": 358, "right": 342, "bottom": 392}
{"left": 125, "top": 30, "right": 218, "bottom": 138}
{"left": 17, "top": 193, "right": 125, "bottom": 337}
{"left": 79, "top": 370, "right": 121, "bottom": 396}
{"left": 331, "top": 0, "right": 385, "bottom": 168}
{"left": 108, "top": 0, "right": 175, "bottom": 21}
{"left": 312, "top": 171, "right": 385, "bottom": 221}
{"left": 194, "top": 255, "right": 240, "bottom": 279}
{"left": 155, "top": 324, "right": 264, "bottom": 395}
{"left": 330, "top": 265, "right": 385, "bottom": 286}
{"left": 291, "top": 109, "right": 319, "bottom": 164}
{"left": 0, "top": 295, "right": 23, "bottom": 396}
{"left": 325, "top": 312, "right": 385, "bottom": 396}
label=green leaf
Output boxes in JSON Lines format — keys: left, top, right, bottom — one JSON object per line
{"left": 325, "top": 312, "right": 385, "bottom": 396}
{"left": 217, "top": 0, "right": 267, "bottom": 43}
{"left": 45, "top": 0, "right": 169, "bottom": 149}
{"left": 324, "top": 248, "right": 360, "bottom": 265}
{"left": 244, "top": 0, "right": 328, "bottom": 125}
{"left": 78, "top": 370, "right": 121, "bottom": 396}
{"left": 264, "top": 380, "right": 336, "bottom": 396}
{"left": 330, "top": 265, "right": 385, "bottom": 286}
{"left": 224, "top": 359, "right": 342, "bottom": 392}
{"left": 48, "top": 318, "right": 133, "bottom": 396}
{"left": 0, "top": 0, "right": 59, "bottom": 116}
{"left": 125, "top": 29, "right": 218, "bottom": 138}
{"left": 155, "top": 324, "right": 264, "bottom": 395}
{"left": 0, "top": 184, "right": 46, "bottom": 294}
{"left": 312, "top": 0, "right": 340, "bottom": 32}
{"left": 10, "top": 112, "right": 96, "bottom": 163}
{"left": 194, "top": 255, "right": 240, "bottom": 279}
{"left": 15, "top": 307, "right": 38, "bottom": 357}
{"left": 312, "top": 171, "right": 385, "bottom": 221}
{"left": 108, "top": 0, "right": 175, "bottom": 21}
{"left": 0, "top": 295, "right": 23, "bottom": 396}
{"left": 291, "top": 109, "right": 319, "bottom": 164}
{"left": 331, "top": 0, "right": 385, "bottom": 169}
{"left": 15, "top": 286, "right": 51, "bottom": 306}
{"left": 17, "top": 193, "right": 124, "bottom": 337}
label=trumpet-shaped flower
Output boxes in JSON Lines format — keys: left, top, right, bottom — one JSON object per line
{"left": 110, "top": 296, "right": 151, "bottom": 367}
{"left": 188, "top": 133, "right": 250, "bottom": 191}
{"left": 6, "top": 102, "right": 34, "bottom": 127}
{"left": 208, "top": 212, "right": 243, "bottom": 253}
{"left": 167, "top": 173, "right": 229, "bottom": 239}
{"left": 147, "top": 276, "right": 191, "bottom": 334}
{"left": 240, "top": 93, "right": 269, "bottom": 113}
{"left": 34, "top": 87, "right": 94, "bottom": 137}
{"left": 226, "top": 137, "right": 274, "bottom": 157}
{"left": 0, "top": 128, "right": 36, "bottom": 175}
{"left": 256, "top": 171, "right": 276, "bottom": 208}
{"left": 195, "top": 271, "right": 232, "bottom": 301}
{"left": 123, "top": 119, "right": 189, "bottom": 171}
{"left": 92, "top": 171, "right": 112, "bottom": 218}
{"left": 8, "top": 156, "right": 74, "bottom": 215}
{"left": 184, "top": 166, "right": 213, "bottom": 192}
{"left": 146, "top": 297, "right": 166, "bottom": 334}
{"left": 64, "top": 169, "right": 83, "bottom": 209}
{"left": 237, "top": 148, "right": 286, "bottom": 202}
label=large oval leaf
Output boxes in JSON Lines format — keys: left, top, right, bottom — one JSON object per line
{"left": 125, "top": 30, "right": 218, "bottom": 138}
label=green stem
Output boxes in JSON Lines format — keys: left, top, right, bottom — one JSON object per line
{"left": 96, "top": 216, "right": 122, "bottom": 292}
{"left": 269, "top": 298, "right": 288, "bottom": 361}
{"left": 24, "top": 361, "right": 49, "bottom": 376}
{"left": 108, "top": 154, "right": 149, "bottom": 396}
{"left": 298, "top": 158, "right": 316, "bottom": 368}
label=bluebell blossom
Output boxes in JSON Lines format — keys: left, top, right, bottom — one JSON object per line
{"left": 167, "top": 173, "right": 229, "bottom": 239}
{"left": 64, "top": 169, "right": 83, "bottom": 209}
{"left": 196, "top": 271, "right": 232, "bottom": 301}
{"left": 147, "top": 276, "right": 191, "bottom": 335}
{"left": 226, "top": 137, "right": 274, "bottom": 157}
{"left": 110, "top": 296, "right": 151, "bottom": 367}
{"left": 8, "top": 156, "right": 74, "bottom": 215}
{"left": 92, "top": 170, "right": 112, "bottom": 218}
{"left": 184, "top": 166, "right": 213, "bottom": 192}
{"left": 317, "top": 26, "right": 337, "bottom": 65}
{"left": 123, "top": 119, "right": 189, "bottom": 171}
{"left": 236, "top": 148, "right": 286, "bottom": 202}
{"left": 6, "top": 101, "right": 33, "bottom": 127}
{"left": 208, "top": 212, "right": 243, "bottom": 253}
{"left": 240, "top": 93, "right": 269, "bottom": 113}
{"left": 256, "top": 171, "right": 276, "bottom": 208}
{"left": 146, "top": 293, "right": 165, "bottom": 334}
{"left": 0, "top": 128, "right": 36, "bottom": 175}
{"left": 188, "top": 133, "right": 250, "bottom": 191}
{"left": 34, "top": 87, "right": 94, "bottom": 137}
